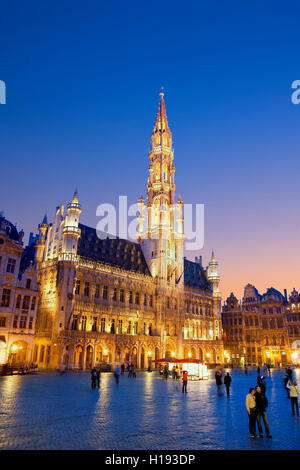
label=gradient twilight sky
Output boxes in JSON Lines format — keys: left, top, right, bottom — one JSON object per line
{"left": 1, "top": 1, "right": 300, "bottom": 301}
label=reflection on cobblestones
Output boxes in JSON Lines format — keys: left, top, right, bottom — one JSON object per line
{"left": 0, "top": 369, "right": 299, "bottom": 449}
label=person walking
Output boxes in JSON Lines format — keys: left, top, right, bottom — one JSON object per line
{"left": 163, "top": 365, "right": 169, "bottom": 380}
{"left": 182, "top": 370, "right": 188, "bottom": 393}
{"left": 121, "top": 363, "right": 125, "bottom": 375}
{"left": 224, "top": 372, "right": 232, "bottom": 396}
{"left": 128, "top": 363, "right": 133, "bottom": 378}
{"left": 257, "top": 375, "right": 266, "bottom": 396}
{"left": 263, "top": 364, "right": 268, "bottom": 377}
{"left": 114, "top": 366, "right": 120, "bottom": 384}
{"left": 91, "top": 368, "right": 97, "bottom": 389}
{"left": 286, "top": 380, "right": 299, "bottom": 416}
{"left": 244, "top": 364, "right": 248, "bottom": 375}
{"left": 96, "top": 367, "right": 101, "bottom": 389}
{"left": 284, "top": 374, "right": 290, "bottom": 398}
{"left": 246, "top": 388, "right": 258, "bottom": 438}
{"left": 257, "top": 366, "right": 261, "bottom": 376}
{"left": 254, "top": 386, "right": 272, "bottom": 438}
{"left": 215, "top": 370, "right": 223, "bottom": 396}
{"left": 286, "top": 366, "right": 293, "bottom": 382}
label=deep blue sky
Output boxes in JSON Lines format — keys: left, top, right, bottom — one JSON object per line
{"left": 1, "top": 0, "right": 300, "bottom": 298}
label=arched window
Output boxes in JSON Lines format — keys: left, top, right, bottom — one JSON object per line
{"left": 155, "top": 162, "right": 160, "bottom": 181}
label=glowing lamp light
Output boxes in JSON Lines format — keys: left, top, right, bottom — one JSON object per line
{"left": 104, "top": 349, "right": 108, "bottom": 355}
{"left": 148, "top": 351, "right": 152, "bottom": 356}
{"left": 11, "top": 345, "right": 18, "bottom": 352}
{"left": 206, "top": 353, "right": 210, "bottom": 357}
{"left": 188, "top": 352, "right": 191, "bottom": 358}
{"left": 266, "top": 352, "right": 270, "bottom": 357}
{"left": 171, "top": 351, "right": 175, "bottom": 357}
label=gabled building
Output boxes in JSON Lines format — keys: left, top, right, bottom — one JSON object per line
{"left": 222, "top": 284, "right": 291, "bottom": 367}
{"left": 33, "top": 92, "right": 224, "bottom": 369}
{"left": 0, "top": 215, "right": 39, "bottom": 365}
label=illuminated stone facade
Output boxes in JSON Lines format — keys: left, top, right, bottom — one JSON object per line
{"left": 222, "top": 284, "right": 294, "bottom": 366}
{"left": 33, "top": 93, "right": 224, "bottom": 369}
{"left": 0, "top": 216, "right": 39, "bottom": 365}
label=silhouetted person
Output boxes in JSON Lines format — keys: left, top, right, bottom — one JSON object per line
{"left": 255, "top": 386, "right": 272, "bottom": 438}
{"left": 96, "top": 368, "right": 101, "bottom": 388}
{"left": 215, "top": 370, "right": 223, "bottom": 395}
{"left": 115, "top": 366, "right": 120, "bottom": 384}
{"left": 224, "top": 372, "right": 232, "bottom": 396}
{"left": 257, "top": 375, "right": 266, "bottom": 396}
{"left": 284, "top": 374, "right": 290, "bottom": 398}
{"left": 91, "top": 368, "right": 97, "bottom": 389}
{"left": 121, "top": 363, "right": 125, "bottom": 375}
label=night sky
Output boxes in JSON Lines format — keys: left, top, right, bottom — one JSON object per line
{"left": 1, "top": 0, "right": 300, "bottom": 300}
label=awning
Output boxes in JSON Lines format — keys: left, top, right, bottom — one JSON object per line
{"left": 152, "top": 357, "right": 179, "bottom": 363}
{"left": 177, "top": 358, "right": 205, "bottom": 364}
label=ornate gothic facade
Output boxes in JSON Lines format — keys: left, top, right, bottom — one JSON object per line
{"left": 32, "top": 93, "right": 224, "bottom": 369}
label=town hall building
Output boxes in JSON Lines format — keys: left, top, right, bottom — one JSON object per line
{"left": 31, "top": 92, "right": 224, "bottom": 369}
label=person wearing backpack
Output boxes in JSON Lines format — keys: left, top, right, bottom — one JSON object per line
{"left": 255, "top": 385, "right": 272, "bottom": 438}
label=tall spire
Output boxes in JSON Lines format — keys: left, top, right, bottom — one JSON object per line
{"left": 72, "top": 188, "right": 79, "bottom": 204}
{"left": 151, "top": 88, "right": 172, "bottom": 151}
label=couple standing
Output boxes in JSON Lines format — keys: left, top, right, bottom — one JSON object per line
{"left": 215, "top": 370, "right": 232, "bottom": 396}
{"left": 246, "top": 386, "right": 272, "bottom": 439}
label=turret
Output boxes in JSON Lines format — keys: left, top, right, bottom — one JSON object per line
{"left": 35, "top": 214, "right": 48, "bottom": 263}
{"left": 62, "top": 190, "right": 82, "bottom": 257}
{"left": 207, "top": 250, "right": 221, "bottom": 298}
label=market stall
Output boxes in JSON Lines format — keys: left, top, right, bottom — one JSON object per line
{"left": 177, "top": 358, "right": 209, "bottom": 380}
{"left": 152, "top": 357, "right": 208, "bottom": 380}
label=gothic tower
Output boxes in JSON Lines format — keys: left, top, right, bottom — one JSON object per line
{"left": 137, "top": 90, "right": 185, "bottom": 288}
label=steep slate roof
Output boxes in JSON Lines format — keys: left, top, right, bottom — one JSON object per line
{"left": 262, "top": 287, "right": 286, "bottom": 303}
{"left": 77, "top": 224, "right": 151, "bottom": 276}
{"left": 0, "top": 216, "right": 20, "bottom": 241}
{"left": 184, "top": 258, "right": 212, "bottom": 291}
{"left": 19, "top": 242, "right": 36, "bottom": 277}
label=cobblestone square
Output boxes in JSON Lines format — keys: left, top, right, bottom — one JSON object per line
{"left": 0, "top": 368, "right": 299, "bottom": 450}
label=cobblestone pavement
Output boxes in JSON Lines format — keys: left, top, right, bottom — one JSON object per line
{"left": 0, "top": 368, "right": 299, "bottom": 450}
